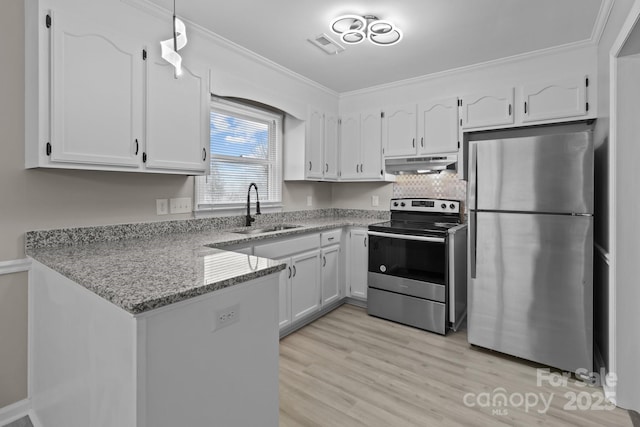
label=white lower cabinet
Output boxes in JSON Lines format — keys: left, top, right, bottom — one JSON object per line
{"left": 291, "top": 250, "right": 321, "bottom": 322}
{"left": 277, "top": 258, "right": 292, "bottom": 329}
{"left": 348, "top": 228, "right": 369, "bottom": 299}
{"left": 321, "top": 244, "right": 341, "bottom": 305}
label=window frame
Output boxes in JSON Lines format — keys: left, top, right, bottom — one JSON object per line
{"left": 195, "top": 97, "right": 283, "bottom": 215}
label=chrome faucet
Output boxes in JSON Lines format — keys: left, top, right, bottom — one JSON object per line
{"left": 246, "top": 182, "right": 261, "bottom": 226}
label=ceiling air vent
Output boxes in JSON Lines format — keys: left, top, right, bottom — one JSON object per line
{"left": 308, "top": 33, "right": 345, "bottom": 55}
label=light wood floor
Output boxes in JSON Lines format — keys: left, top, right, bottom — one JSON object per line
{"left": 279, "top": 304, "right": 632, "bottom": 427}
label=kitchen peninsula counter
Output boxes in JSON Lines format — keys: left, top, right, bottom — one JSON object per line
{"left": 25, "top": 209, "right": 387, "bottom": 314}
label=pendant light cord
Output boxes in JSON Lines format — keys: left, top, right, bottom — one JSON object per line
{"left": 172, "top": 0, "right": 177, "bottom": 53}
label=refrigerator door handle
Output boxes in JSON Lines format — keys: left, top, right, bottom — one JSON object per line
{"left": 469, "top": 211, "right": 477, "bottom": 279}
{"left": 468, "top": 142, "right": 478, "bottom": 210}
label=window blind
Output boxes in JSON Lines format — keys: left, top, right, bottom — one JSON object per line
{"left": 195, "top": 98, "right": 282, "bottom": 211}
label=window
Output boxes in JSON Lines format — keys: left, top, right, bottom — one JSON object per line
{"left": 196, "top": 98, "right": 283, "bottom": 212}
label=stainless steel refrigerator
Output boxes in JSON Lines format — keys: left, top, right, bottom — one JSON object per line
{"left": 467, "top": 123, "right": 593, "bottom": 376}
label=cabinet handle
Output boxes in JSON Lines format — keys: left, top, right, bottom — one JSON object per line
{"left": 508, "top": 104, "right": 512, "bottom": 116}
{"left": 524, "top": 102, "right": 528, "bottom": 114}
{"left": 364, "top": 237, "right": 367, "bottom": 247}
{"left": 292, "top": 265, "right": 297, "bottom": 277}
{"left": 323, "top": 256, "right": 326, "bottom": 267}
{"left": 135, "top": 139, "right": 139, "bottom": 155}
{"left": 360, "top": 163, "right": 364, "bottom": 173}
{"left": 202, "top": 148, "right": 207, "bottom": 161}
{"left": 288, "top": 266, "right": 292, "bottom": 279}
{"left": 325, "top": 163, "right": 329, "bottom": 172}
{"left": 356, "top": 164, "right": 359, "bottom": 173}
{"left": 421, "top": 137, "right": 424, "bottom": 148}
{"left": 412, "top": 138, "right": 415, "bottom": 148}
{"left": 328, "top": 237, "right": 335, "bottom": 241}
{"left": 309, "top": 161, "right": 312, "bottom": 171}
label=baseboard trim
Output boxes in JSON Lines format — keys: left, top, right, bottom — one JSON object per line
{"left": 279, "top": 298, "right": 349, "bottom": 339}
{"left": 594, "top": 343, "right": 617, "bottom": 405}
{"left": 344, "top": 297, "right": 367, "bottom": 308}
{"left": 0, "top": 259, "right": 31, "bottom": 276}
{"left": 0, "top": 399, "right": 31, "bottom": 427}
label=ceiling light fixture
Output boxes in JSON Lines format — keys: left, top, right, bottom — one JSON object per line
{"left": 330, "top": 14, "right": 403, "bottom": 46}
{"left": 160, "top": 0, "right": 188, "bottom": 78}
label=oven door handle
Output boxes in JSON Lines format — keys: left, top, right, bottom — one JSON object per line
{"left": 367, "top": 231, "right": 445, "bottom": 243}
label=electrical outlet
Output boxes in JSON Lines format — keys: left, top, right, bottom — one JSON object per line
{"left": 170, "top": 197, "right": 192, "bottom": 214}
{"left": 306, "top": 195, "right": 312, "bottom": 207}
{"left": 371, "top": 195, "right": 379, "bottom": 207}
{"left": 156, "top": 199, "right": 169, "bottom": 215}
{"left": 212, "top": 304, "right": 240, "bottom": 332}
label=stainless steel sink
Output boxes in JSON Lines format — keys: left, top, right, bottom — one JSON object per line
{"left": 233, "top": 224, "right": 301, "bottom": 235}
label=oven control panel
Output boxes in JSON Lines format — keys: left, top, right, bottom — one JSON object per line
{"left": 390, "top": 198, "right": 460, "bottom": 214}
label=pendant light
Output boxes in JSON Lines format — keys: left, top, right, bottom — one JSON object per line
{"left": 160, "top": 0, "right": 188, "bottom": 78}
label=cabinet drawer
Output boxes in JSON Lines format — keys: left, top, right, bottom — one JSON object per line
{"left": 321, "top": 230, "right": 341, "bottom": 246}
{"left": 254, "top": 233, "right": 320, "bottom": 259}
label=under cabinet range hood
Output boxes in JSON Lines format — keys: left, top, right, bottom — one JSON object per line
{"left": 384, "top": 155, "right": 457, "bottom": 175}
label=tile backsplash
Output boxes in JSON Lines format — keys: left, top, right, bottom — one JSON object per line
{"left": 392, "top": 171, "right": 467, "bottom": 205}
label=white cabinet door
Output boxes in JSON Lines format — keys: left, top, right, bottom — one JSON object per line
{"left": 348, "top": 229, "right": 368, "bottom": 300}
{"left": 291, "top": 250, "right": 321, "bottom": 321}
{"left": 461, "top": 88, "right": 515, "bottom": 130}
{"left": 521, "top": 76, "right": 588, "bottom": 123}
{"left": 145, "top": 58, "right": 209, "bottom": 174}
{"left": 418, "top": 97, "right": 459, "bottom": 154}
{"left": 339, "top": 113, "right": 361, "bottom": 180}
{"left": 383, "top": 104, "right": 417, "bottom": 157}
{"left": 360, "top": 109, "right": 383, "bottom": 180}
{"left": 321, "top": 245, "right": 340, "bottom": 306}
{"left": 306, "top": 108, "right": 324, "bottom": 179}
{"left": 50, "top": 13, "right": 142, "bottom": 168}
{"left": 277, "top": 258, "right": 292, "bottom": 330}
{"left": 323, "top": 113, "right": 340, "bottom": 180}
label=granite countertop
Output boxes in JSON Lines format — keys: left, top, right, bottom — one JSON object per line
{"left": 26, "top": 210, "right": 387, "bottom": 315}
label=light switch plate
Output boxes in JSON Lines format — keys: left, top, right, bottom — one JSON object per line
{"left": 371, "top": 195, "right": 379, "bottom": 207}
{"left": 306, "top": 196, "right": 313, "bottom": 207}
{"left": 170, "top": 197, "right": 192, "bottom": 214}
{"left": 156, "top": 199, "right": 169, "bottom": 215}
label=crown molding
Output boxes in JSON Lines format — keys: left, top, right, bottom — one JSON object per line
{"left": 591, "top": 0, "right": 615, "bottom": 45}
{"left": 340, "top": 41, "right": 597, "bottom": 98}
{"left": 120, "top": 0, "right": 339, "bottom": 98}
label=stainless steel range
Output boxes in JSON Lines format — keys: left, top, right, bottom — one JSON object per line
{"left": 367, "top": 198, "right": 467, "bottom": 335}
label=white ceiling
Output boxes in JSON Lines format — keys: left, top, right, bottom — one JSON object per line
{"left": 149, "top": 0, "right": 605, "bottom": 93}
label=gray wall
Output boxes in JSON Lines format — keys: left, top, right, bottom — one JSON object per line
{"left": 593, "top": 0, "right": 634, "bottom": 372}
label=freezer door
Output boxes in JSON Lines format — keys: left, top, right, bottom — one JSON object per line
{"left": 473, "top": 131, "right": 593, "bottom": 214}
{"left": 468, "top": 212, "right": 593, "bottom": 373}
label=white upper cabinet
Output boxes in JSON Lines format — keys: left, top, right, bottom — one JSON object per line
{"left": 520, "top": 76, "right": 588, "bottom": 123}
{"left": 303, "top": 107, "right": 339, "bottom": 181}
{"left": 305, "top": 107, "right": 324, "bottom": 179}
{"left": 339, "top": 113, "right": 361, "bottom": 180}
{"left": 359, "top": 109, "right": 384, "bottom": 179}
{"left": 461, "top": 87, "right": 515, "bottom": 130}
{"left": 339, "top": 109, "right": 384, "bottom": 181}
{"left": 145, "top": 56, "right": 210, "bottom": 174}
{"left": 382, "top": 104, "right": 417, "bottom": 157}
{"left": 50, "top": 13, "right": 143, "bottom": 169}
{"left": 27, "top": 10, "right": 209, "bottom": 175}
{"left": 417, "top": 97, "right": 460, "bottom": 155}
{"left": 323, "top": 113, "right": 340, "bottom": 180}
